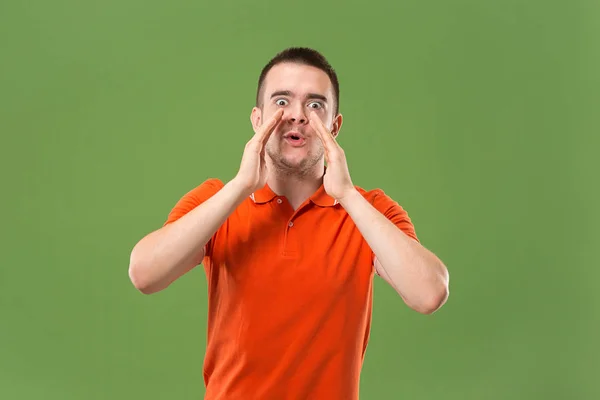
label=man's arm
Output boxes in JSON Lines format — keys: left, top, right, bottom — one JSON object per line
{"left": 308, "top": 111, "right": 449, "bottom": 314}
{"left": 128, "top": 178, "right": 250, "bottom": 294}
{"left": 339, "top": 190, "right": 449, "bottom": 314}
{"left": 128, "top": 109, "right": 284, "bottom": 294}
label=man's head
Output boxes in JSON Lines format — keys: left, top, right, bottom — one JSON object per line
{"left": 251, "top": 47, "right": 343, "bottom": 176}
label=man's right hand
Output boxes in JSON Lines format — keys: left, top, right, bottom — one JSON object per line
{"left": 234, "top": 109, "right": 284, "bottom": 194}
{"left": 129, "top": 109, "right": 284, "bottom": 295}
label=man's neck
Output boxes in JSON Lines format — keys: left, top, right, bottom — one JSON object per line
{"left": 267, "top": 164, "right": 324, "bottom": 210}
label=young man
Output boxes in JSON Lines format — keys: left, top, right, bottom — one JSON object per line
{"left": 129, "top": 47, "right": 449, "bottom": 399}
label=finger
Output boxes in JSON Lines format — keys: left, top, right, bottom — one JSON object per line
{"left": 310, "top": 121, "right": 332, "bottom": 166}
{"left": 309, "top": 111, "right": 336, "bottom": 146}
{"left": 309, "top": 112, "right": 337, "bottom": 150}
{"left": 257, "top": 109, "right": 284, "bottom": 145}
{"left": 308, "top": 112, "right": 327, "bottom": 145}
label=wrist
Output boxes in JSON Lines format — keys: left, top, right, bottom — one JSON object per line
{"left": 226, "top": 177, "right": 254, "bottom": 202}
{"left": 337, "top": 187, "right": 362, "bottom": 208}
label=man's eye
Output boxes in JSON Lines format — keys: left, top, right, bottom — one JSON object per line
{"left": 276, "top": 99, "right": 288, "bottom": 106}
{"left": 308, "top": 102, "right": 322, "bottom": 109}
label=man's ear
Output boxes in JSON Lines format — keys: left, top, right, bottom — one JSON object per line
{"left": 250, "top": 107, "right": 262, "bottom": 133}
{"left": 331, "top": 113, "right": 343, "bottom": 139}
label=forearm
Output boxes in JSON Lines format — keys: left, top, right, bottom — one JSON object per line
{"left": 128, "top": 178, "right": 250, "bottom": 294}
{"left": 339, "top": 189, "right": 449, "bottom": 314}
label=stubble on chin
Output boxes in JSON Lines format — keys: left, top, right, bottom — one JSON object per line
{"left": 265, "top": 143, "right": 324, "bottom": 178}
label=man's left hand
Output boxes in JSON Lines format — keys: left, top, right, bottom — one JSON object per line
{"left": 309, "top": 111, "right": 356, "bottom": 201}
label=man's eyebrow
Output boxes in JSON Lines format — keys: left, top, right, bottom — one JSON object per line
{"left": 270, "top": 90, "right": 328, "bottom": 102}
{"left": 270, "top": 90, "right": 292, "bottom": 99}
{"left": 307, "top": 93, "right": 328, "bottom": 102}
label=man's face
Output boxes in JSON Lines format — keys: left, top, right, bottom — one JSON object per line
{"left": 252, "top": 62, "right": 341, "bottom": 175}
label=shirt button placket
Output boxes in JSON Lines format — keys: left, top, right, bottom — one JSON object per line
{"left": 283, "top": 218, "right": 297, "bottom": 257}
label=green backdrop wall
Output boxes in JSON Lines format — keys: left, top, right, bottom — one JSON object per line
{"left": 1, "top": 0, "right": 598, "bottom": 399}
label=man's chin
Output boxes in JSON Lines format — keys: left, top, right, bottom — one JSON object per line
{"left": 280, "top": 157, "right": 306, "bottom": 169}
{"left": 273, "top": 155, "right": 312, "bottom": 172}
{"left": 267, "top": 148, "right": 322, "bottom": 173}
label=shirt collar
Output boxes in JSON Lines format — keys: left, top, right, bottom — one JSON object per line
{"left": 250, "top": 182, "right": 338, "bottom": 207}
{"left": 309, "top": 184, "right": 338, "bottom": 207}
{"left": 251, "top": 184, "right": 278, "bottom": 204}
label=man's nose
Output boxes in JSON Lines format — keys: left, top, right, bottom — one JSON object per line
{"left": 285, "top": 106, "right": 308, "bottom": 124}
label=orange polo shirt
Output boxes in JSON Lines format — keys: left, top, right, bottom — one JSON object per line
{"left": 164, "top": 178, "right": 418, "bottom": 400}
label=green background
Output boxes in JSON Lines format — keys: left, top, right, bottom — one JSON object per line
{"left": 1, "top": 0, "right": 598, "bottom": 399}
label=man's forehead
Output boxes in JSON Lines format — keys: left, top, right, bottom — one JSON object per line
{"left": 263, "top": 63, "right": 333, "bottom": 97}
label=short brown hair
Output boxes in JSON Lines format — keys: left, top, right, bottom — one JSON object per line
{"left": 256, "top": 47, "right": 340, "bottom": 115}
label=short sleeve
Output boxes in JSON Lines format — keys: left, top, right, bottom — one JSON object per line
{"left": 163, "top": 178, "right": 225, "bottom": 259}
{"left": 371, "top": 189, "right": 419, "bottom": 243}
{"left": 163, "top": 178, "right": 225, "bottom": 226}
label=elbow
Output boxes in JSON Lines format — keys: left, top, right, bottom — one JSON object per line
{"left": 128, "top": 250, "right": 160, "bottom": 295}
{"left": 128, "top": 262, "right": 155, "bottom": 295}
{"left": 412, "top": 267, "right": 450, "bottom": 315}
{"left": 414, "top": 283, "right": 449, "bottom": 315}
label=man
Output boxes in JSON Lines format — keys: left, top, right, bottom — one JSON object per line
{"left": 128, "top": 47, "right": 449, "bottom": 399}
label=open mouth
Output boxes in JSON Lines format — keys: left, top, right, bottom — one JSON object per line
{"left": 284, "top": 133, "right": 306, "bottom": 146}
